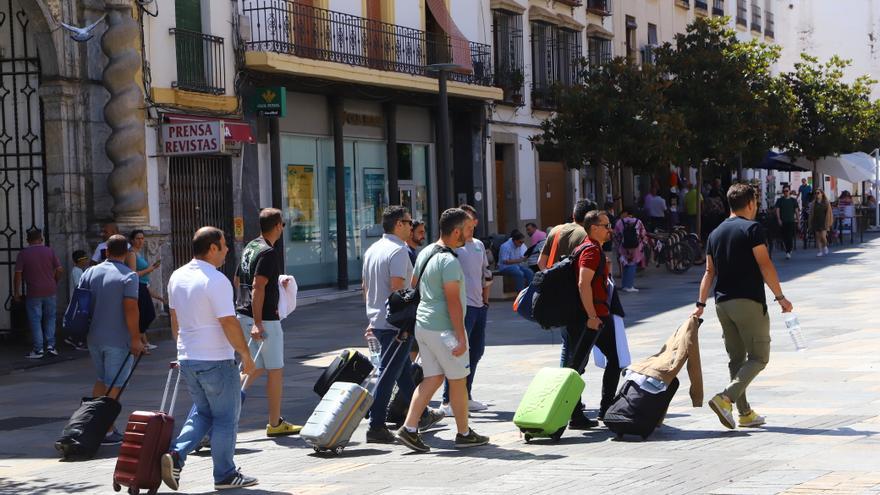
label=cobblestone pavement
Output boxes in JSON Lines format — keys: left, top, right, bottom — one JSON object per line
{"left": 3, "top": 236, "right": 880, "bottom": 494}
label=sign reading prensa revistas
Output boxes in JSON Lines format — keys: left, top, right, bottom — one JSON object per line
{"left": 161, "top": 121, "right": 225, "bottom": 155}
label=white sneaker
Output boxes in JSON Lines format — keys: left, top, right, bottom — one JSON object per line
{"left": 785, "top": 252, "right": 791, "bottom": 260}
{"left": 439, "top": 403, "right": 453, "bottom": 417}
{"left": 145, "top": 343, "right": 158, "bottom": 350}
{"left": 622, "top": 287, "right": 639, "bottom": 293}
{"left": 824, "top": 247, "right": 830, "bottom": 255}
{"left": 816, "top": 252, "right": 824, "bottom": 257}
{"left": 468, "top": 399, "right": 488, "bottom": 412}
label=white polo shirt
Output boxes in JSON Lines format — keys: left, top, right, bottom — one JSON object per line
{"left": 168, "top": 259, "right": 237, "bottom": 361}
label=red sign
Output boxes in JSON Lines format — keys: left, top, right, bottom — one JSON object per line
{"left": 161, "top": 121, "right": 224, "bottom": 155}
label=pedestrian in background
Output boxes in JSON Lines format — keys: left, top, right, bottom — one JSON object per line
{"left": 695, "top": 184, "right": 793, "bottom": 430}
{"left": 407, "top": 219, "right": 426, "bottom": 266}
{"left": 14, "top": 228, "right": 63, "bottom": 359}
{"left": 614, "top": 209, "right": 648, "bottom": 293}
{"left": 64, "top": 249, "right": 90, "bottom": 351}
{"left": 774, "top": 186, "right": 799, "bottom": 260}
{"left": 525, "top": 222, "right": 546, "bottom": 246}
{"left": 497, "top": 230, "right": 533, "bottom": 292}
{"left": 127, "top": 230, "right": 163, "bottom": 352}
{"left": 809, "top": 189, "right": 833, "bottom": 257}
{"left": 235, "top": 208, "right": 301, "bottom": 437}
{"left": 92, "top": 222, "right": 121, "bottom": 264}
{"left": 78, "top": 234, "right": 143, "bottom": 445}
{"left": 162, "top": 227, "right": 257, "bottom": 491}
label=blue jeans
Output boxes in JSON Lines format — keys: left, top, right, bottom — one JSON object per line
{"left": 89, "top": 344, "right": 132, "bottom": 386}
{"left": 499, "top": 264, "right": 534, "bottom": 292}
{"left": 26, "top": 295, "right": 56, "bottom": 352}
{"left": 622, "top": 264, "right": 637, "bottom": 289}
{"left": 368, "top": 328, "right": 416, "bottom": 429}
{"left": 442, "top": 305, "right": 488, "bottom": 402}
{"left": 172, "top": 360, "right": 241, "bottom": 483}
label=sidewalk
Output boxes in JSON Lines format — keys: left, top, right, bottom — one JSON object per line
{"left": 3, "top": 235, "right": 880, "bottom": 494}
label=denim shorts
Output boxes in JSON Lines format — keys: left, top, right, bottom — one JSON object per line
{"left": 237, "top": 315, "right": 284, "bottom": 370}
{"left": 89, "top": 344, "right": 132, "bottom": 386}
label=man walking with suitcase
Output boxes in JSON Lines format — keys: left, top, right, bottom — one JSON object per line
{"left": 235, "top": 208, "right": 301, "bottom": 437}
{"left": 694, "top": 184, "right": 793, "bottom": 430}
{"left": 396, "top": 208, "right": 489, "bottom": 452}
{"left": 162, "top": 227, "right": 258, "bottom": 491}
{"left": 362, "top": 206, "right": 443, "bottom": 443}
{"left": 79, "top": 234, "right": 144, "bottom": 445}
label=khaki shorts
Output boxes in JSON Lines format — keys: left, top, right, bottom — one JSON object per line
{"left": 415, "top": 324, "right": 470, "bottom": 380}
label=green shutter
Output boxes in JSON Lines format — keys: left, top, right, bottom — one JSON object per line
{"left": 175, "top": 0, "right": 202, "bottom": 32}
{"left": 174, "top": 0, "right": 205, "bottom": 91}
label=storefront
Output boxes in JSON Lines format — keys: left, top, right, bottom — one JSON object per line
{"left": 276, "top": 92, "right": 436, "bottom": 288}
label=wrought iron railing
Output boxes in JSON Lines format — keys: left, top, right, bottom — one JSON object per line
{"left": 765, "top": 10, "right": 775, "bottom": 37}
{"left": 586, "top": 0, "right": 612, "bottom": 16}
{"left": 170, "top": 28, "right": 226, "bottom": 95}
{"left": 242, "top": 0, "right": 494, "bottom": 87}
{"left": 751, "top": 4, "right": 762, "bottom": 32}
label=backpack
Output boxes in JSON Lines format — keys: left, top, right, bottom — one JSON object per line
{"left": 531, "top": 243, "right": 606, "bottom": 329}
{"left": 63, "top": 283, "right": 93, "bottom": 338}
{"left": 386, "top": 245, "right": 456, "bottom": 335}
{"left": 622, "top": 220, "right": 639, "bottom": 249}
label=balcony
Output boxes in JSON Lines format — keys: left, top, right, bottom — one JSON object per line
{"left": 712, "top": 0, "right": 724, "bottom": 16}
{"left": 586, "top": 0, "right": 612, "bottom": 16}
{"left": 170, "top": 28, "right": 226, "bottom": 95}
{"left": 556, "top": 0, "right": 584, "bottom": 6}
{"left": 751, "top": 5, "right": 762, "bottom": 32}
{"left": 765, "top": 11, "right": 775, "bottom": 38}
{"left": 242, "top": 0, "right": 494, "bottom": 89}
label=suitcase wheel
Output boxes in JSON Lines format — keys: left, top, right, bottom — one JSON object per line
{"left": 523, "top": 434, "right": 532, "bottom": 444}
{"left": 333, "top": 446, "right": 344, "bottom": 456}
{"left": 112, "top": 483, "right": 121, "bottom": 492}
{"left": 616, "top": 433, "right": 624, "bottom": 440}
{"left": 127, "top": 487, "right": 139, "bottom": 495}
{"left": 550, "top": 427, "right": 565, "bottom": 442}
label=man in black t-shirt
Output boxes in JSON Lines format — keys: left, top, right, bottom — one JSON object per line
{"left": 235, "top": 208, "right": 300, "bottom": 437}
{"left": 694, "top": 184, "right": 794, "bottom": 431}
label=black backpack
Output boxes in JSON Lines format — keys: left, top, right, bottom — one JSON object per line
{"left": 622, "top": 220, "right": 639, "bottom": 249}
{"left": 531, "top": 244, "right": 606, "bottom": 329}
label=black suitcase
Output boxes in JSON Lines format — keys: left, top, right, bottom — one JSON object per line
{"left": 603, "top": 377, "right": 680, "bottom": 440}
{"left": 313, "top": 349, "right": 373, "bottom": 398}
{"left": 55, "top": 353, "right": 142, "bottom": 460}
{"left": 385, "top": 363, "right": 424, "bottom": 426}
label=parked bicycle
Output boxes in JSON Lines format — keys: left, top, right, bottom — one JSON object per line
{"left": 646, "top": 228, "right": 696, "bottom": 274}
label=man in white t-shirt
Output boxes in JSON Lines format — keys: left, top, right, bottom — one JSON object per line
{"left": 161, "top": 227, "right": 258, "bottom": 492}
{"left": 439, "top": 204, "right": 491, "bottom": 415}
{"left": 645, "top": 188, "right": 667, "bottom": 232}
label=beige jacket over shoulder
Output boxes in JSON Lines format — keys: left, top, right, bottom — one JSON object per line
{"left": 627, "top": 316, "right": 703, "bottom": 407}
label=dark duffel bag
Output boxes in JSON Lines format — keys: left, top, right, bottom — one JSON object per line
{"left": 385, "top": 363, "right": 424, "bottom": 426}
{"left": 313, "top": 349, "right": 374, "bottom": 398}
{"left": 56, "top": 353, "right": 142, "bottom": 460}
{"left": 603, "top": 377, "right": 680, "bottom": 440}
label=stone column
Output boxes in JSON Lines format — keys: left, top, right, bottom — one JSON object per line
{"left": 102, "top": 0, "right": 148, "bottom": 225}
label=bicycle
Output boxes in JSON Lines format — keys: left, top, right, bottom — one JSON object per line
{"left": 647, "top": 230, "right": 694, "bottom": 274}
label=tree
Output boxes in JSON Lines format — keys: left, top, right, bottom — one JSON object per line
{"left": 537, "top": 58, "right": 685, "bottom": 206}
{"left": 783, "top": 54, "right": 876, "bottom": 185}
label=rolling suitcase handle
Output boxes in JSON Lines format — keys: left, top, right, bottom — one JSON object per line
{"left": 105, "top": 352, "right": 144, "bottom": 401}
{"left": 240, "top": 339, "right": 265, "bottom": 390}
{"left": 160, "top": 362, "right": 182, "bottom": 416}
{"left": 367, "top": 336, "right": 407, "bottom": 396}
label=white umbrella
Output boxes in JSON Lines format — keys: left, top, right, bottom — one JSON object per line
{"left": 772, "top": 154, "right": 876, "bottom": 183}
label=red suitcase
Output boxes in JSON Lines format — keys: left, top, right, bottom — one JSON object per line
{"left": 112, "top": 362, "right": 181, "bottom": 495}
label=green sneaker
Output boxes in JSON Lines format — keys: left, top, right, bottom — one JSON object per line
{"left": 454, "top": 428, "right": 489, "bottom": 448}
{"left": 395, "top": 426, "right": 430, "bottom": 453}
{"left": 709, "top": 394, "right": 736, "bottom": 429}
{"left": 738, "top": 410, "right": 766, "bottom": 428}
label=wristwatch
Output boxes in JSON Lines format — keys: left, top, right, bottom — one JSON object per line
{"left": 695, "top": 301, "right": 707, "bottom": 308}
{"left": 774, "top": 294, "right": 786, "bottom": 301}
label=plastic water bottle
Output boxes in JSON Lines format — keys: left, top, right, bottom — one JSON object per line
{"left": 440, "top": 331, "right": 459, "bottom": 351}
{"left": 783, "top": 313, "right": 807, "bottom": 351}
{"left": 366, "top": 335, "right": 382, "bottom": 367}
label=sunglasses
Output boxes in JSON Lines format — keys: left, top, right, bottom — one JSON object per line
{"left": 593, "top": 223, "right": 612, "bottom": 230}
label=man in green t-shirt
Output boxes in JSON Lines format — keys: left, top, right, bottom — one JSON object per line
{"left": 774, "top": 186, "right": 799, "bottom": 259}
{"left": 396, "top": 208, "right": 489, "bottom": 453}
{"left": 684, "top": 187, "right": 703, "bottom": 234}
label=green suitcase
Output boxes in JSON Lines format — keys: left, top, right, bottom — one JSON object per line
{"left": 513, "top": 367, "right": 585, "bottom": 443}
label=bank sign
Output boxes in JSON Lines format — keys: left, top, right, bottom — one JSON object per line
{"left": 251, "top": 87, "right": 287, "bottom": 117}
{"left": 161, "top": 121, "right": 225, "bottom": 155}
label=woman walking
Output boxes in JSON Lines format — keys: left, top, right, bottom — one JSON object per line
{"left": 614, "top": 208, "right": 648, "bottom": 292}
{"left": 127, "top": 230, "right": 165, "bottom": 351}
{"left": 809, "top": 189, "right": 834, "bottom": 257}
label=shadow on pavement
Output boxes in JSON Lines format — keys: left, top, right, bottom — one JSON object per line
{"left": 0, "top": 476, "right": 102, "bottom": 494}
{"left": 430, "top": 443, "right": 565, "bottom": 461}
{"left": 307, "top": 447, "right": 394, "bottom": 458}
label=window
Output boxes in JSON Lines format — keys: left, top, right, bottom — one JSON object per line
{"left": 764, "top": 0, "right": 774, "bottom": 37}
{"left": 713, "top": 0, "right": 724, "bottom": 16}
{"left": 647, "top": 23, "right": 658, "bottom": 45}
{"left": 588, "top": 36, "right": 612, "bottom": 67}
{"left": 625, "top": 16, "right": 637, "bottom": 64}
{"left": 530, "top": 22, "right": 582, "bottom": 109}
{"left": 751, "top": 2, "right": 762, "bottom": 32}
{"left": 493, "top": 10, "right": 525, "bottom": 103}
{"left": 736, "top": 0, "right": 747, "bottom": 26}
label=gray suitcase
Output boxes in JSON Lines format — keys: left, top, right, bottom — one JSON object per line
{"left": 300, "top": 338, "right": 404, "bottom": 455}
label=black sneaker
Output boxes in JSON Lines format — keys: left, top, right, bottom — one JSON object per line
{"left": 64, "top": 336, "right": 76, "bottom": 348}
{"left": 395, "top": 426, "right": 430, "bottom": 453}
{"left": 418, "top": 407, "right": 445, "bottom": 432}
{"left": 454, "top": 428, "right": 489, "bottom": 448}
{"left": 366, "top": 426, "right": 397, "bottom": 444}
{"left": 46, "top": 347, "right": 59, "bottom": 357}
{"left": 101, "top": 430, "right": 123, "bottom": 445}
{"left": 160, "top": 452, "right": 181, "bottom": 491}
{"left": 568, "top": 415, "right": 599, "bottom": 430}
{"left": 215, "top": 469, "right": 258, "bottom": 490}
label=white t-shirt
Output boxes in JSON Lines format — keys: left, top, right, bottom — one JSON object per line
{"left": 646, "top": 195, "right": 668, "bottom": 218}
{"left": 168, "top": 259, "right": 236, "bottom": 361}
{"left": 456, "top": 239, "right": 489, "bottom": 308}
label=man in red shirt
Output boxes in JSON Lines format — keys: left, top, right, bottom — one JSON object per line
{"left": 569, "top": 210, "right": 621, "bottom": 425}
{"left": 14, "top": 229, "right": 63, "bottom": 359}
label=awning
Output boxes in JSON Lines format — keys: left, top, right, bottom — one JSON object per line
{"left": 425, "top": 0, "right": 473, "bottom": 74}
{"left": 751, "top": 151, "right": 809, "bottom": 172}
{"left": 162, "top": 113, "right": 256, "bottom": 144}
{"left": 771, "top": 152, "right": 877, "bottom": 182}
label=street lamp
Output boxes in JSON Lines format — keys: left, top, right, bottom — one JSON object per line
{"left": 427, "top": 63, "right": 462, "bottom": 210}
